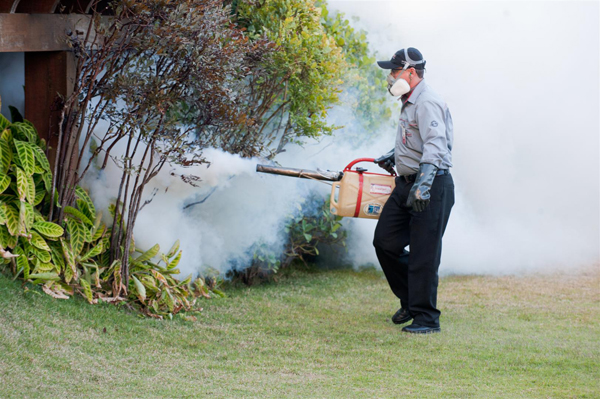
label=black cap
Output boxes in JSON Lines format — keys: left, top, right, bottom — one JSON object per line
{"left": 377, "top": 47, "right": 426, "bottom": 70}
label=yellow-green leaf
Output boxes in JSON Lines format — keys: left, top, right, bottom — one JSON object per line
{"left": 30, "top": 230, "right": 51, "bottom": 251}
{"left": 67, "top": 219, "right": 86, "bottom": 255}
{"left": 79, "top": 278, "right": 94, "bottom": 304}
{"left": 0, "top": 174, "right": 9, "bottom": 194}
{"left": 14, "top": 246, "right": 29, "bottom": 279}
{"left": 0, "top": 113, "right": 10, "bottom": 131}
{"left": 29, "top": 272, "right": 60, "bottom": 281}
{"left": 30, "top": 246, "right": 51, "bottom": 263}
{"left": 42, "top": 172, "right": 52, "bottom": 193}
{"left": 15, "top": 167, "right": 27, "bottom": 201}
{"left": 26, "top": 174, "right": 35, "bottom": 204}
{"left": 13, "top": 140, "right": 35, "bottom": 176}
{"left": 20, "top": 200, "right": 34, "bottom": 231}
{"left": 64, "top": 205, "right": 93, "bottom": 226}
{"left": 31, "top": 145, "right": 50, "bottom": 173}
{"left": 168, "top": 250, "right": 182, "bottom": 269}
{"left": 132, "top": 275, "right": 146, "bottom": 302}
{"left": 136, "top": 244, "right": 159, "bottom": 263}
{"left": 75, "top": 186, "right": 95, "bottom": 218}
{"left": 79, "top": 239, "right": 104, "bottom": 262}
{"left": 167, "top": 240, "right": 180, "bottom": 258}
{"left": 49, "top": 243, "right": 65, "bottom": 272}
{"left": 0, "top": 225, "right": 17, "bottom": 248}
{"left": 33, "top": 221, "right": 64, "bottom": 238}
{"left": 0, "top": 133, "right": 11, "bottom": 175}
{"left": 4, "top": 203, "right": 19, "bottom": 236}
{"left": 11, "top": 123, "right": 37, "bottom": 143}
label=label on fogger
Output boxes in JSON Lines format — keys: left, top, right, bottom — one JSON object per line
{"left": 364, "top": 203, "right": 383, "bottom": 216}
{"left": 370, "top": 184, "right": 392, "bottom": 195}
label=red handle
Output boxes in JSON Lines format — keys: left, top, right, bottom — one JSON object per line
{"left": 344, "top": 158, "right": 375, "bottom": 171}
{"left": 344, "top": 158, "right": 396, "bottom": 176}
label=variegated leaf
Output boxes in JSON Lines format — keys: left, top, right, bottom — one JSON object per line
{"left": 15, "top": 167, "right": 27, "bottom": 201}
{"left": 4, "top": 203, "right": 19, "bottom": 236}
{"left": 33, "top": 187, "right": 45, "bottom": 206}
{"left": 13, "top": 140, "right": 35, "bottom": 176}
{"left": 33, "top": 221, "right": 64, "bottom": 238}
{"left": 0, "top": 225, "right": 17, "bottom": 248}
{"left": 0, "top": 113, "right": 10, "bottom": 131}
{"left": 49, "top": 243, "right": 65, "bottom": 272}
{"left": 11, "top": 123, "right": 37, "bottom": 143}
{"left": 14, "top": 246, "right": 29, "bottom": 280}
{"left": 26, "top": 174, "right": 35, "bottom": 204}
{"left": 60, "top": 238, "right": 76, "bottom": 283}
{"left": 30, "top": 246, "right": 51, "bottom": 263}
{"left": 28, "top": 272, "right": 60, "bottom": 282}
{"left": 131, "top": 275, "right": 146, "bottom": 302}
{"left": 91, "top": 222, "right": 105, "bottom": 242}
{"left": 168, "top": 250, "right": 182, "bottom": 269}
{"left": 67, "top": 219, "right": 86, "bottom": 255}
{"left": 79, "top": 239, "right": 104, "bottom": 262}
{"left": 0, "top": 174, "right": 10, "bottom": 194}
{"left": 42, "top": 172, "right": 52, "bottom": 193}
{"left": 30, "top": 230, "right": 51, "bottom": 251}
{"left": 136, "top": 244, "right": 159, "bottom": 263}
{"left": 167, "top": 239, "right": 180, "bottom": 258}
{"left": 64, "top": 205, "right": 93, "bottom": 226}
{"left": 79, "top": 278, "right": 94, "bottom": 304}
{"left": 75, "top": 186, "right": 96, "bottom": 218}
{"left": 20, "top": 201, "right": 34, "bottom": 231}
{"left": 31, "top": 145, "right": 51, "bottom": 173}
{"left": 0, "top": 133, "right": 11, "bottom": 175}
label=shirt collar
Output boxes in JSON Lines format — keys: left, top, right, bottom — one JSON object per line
{"left": 402, "top": 79, "right": 427, "bottom": 105}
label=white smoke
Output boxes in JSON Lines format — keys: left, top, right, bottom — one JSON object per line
{"left": 2, "top": 2, "right": 598, "bottom": 277}
{"left": 328, "top": 0, "right": 600, "bottom": 274}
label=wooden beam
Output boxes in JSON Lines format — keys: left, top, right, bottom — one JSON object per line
{"left": 15, "top": 0, "right": 60, "bottom": 13}
{"left": 0, "top": 13, "right": 98, "bottom": 52}
{"left": 0, "top": 0, "right": 19, "bottom": 13}
{"left": 24, "top": 51, "right": 75, "bottom": 167}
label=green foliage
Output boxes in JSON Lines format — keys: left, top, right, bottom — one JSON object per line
{"left": 284, "top": 194, "right": 347, "bottom": 264}
{"left": 233, "top": 194, "right": 347, "bottom": 285}
{"left": 318, "top": 2, "right": 397, "bottom": 142}
{"left": 0, "top": 117, "right": 211, "bottom": 319}
{"left": 232, "top": 0, "right": 347, "bottom": 155}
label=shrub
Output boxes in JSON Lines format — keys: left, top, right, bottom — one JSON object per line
{"left": 0, "top": 113, "right": 216, "bottom": 319}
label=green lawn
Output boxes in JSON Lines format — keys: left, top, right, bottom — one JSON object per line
{"left": 1, "top": 266, "right": 598, "bottom": 398}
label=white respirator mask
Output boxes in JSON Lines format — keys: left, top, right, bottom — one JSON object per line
{"left": 387, "top": 72, "right": 411, "bottom": 97}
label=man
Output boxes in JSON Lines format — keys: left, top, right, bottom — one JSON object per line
{"left": 373, "top": 47, "right": 455, "bottom": 334}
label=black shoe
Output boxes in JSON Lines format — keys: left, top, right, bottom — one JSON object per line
{"left": 402, "top": 323, "right": 441, "bottom": 334}
{"left": 391, "top": 308, "right": 412, "bottom": 325}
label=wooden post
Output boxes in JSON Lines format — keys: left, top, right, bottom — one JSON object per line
{"left": 24, "top": 51, "right": 75, "bottom": 167}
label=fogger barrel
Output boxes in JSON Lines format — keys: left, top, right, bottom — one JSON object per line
{"left": 256, "top": 159, "right": 396, "bottom": 220}
{"left": 256, "top": 164, "right": 342, "bottom": 182}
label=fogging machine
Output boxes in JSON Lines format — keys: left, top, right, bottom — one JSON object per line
{"left": 256, "top": 158, "right": 396, "bottom": 219}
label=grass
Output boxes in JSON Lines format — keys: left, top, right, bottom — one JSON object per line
{"left": 1, "top": 265, "right": 598, "bottom": 398}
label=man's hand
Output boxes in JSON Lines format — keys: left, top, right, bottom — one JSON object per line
{"left": 406, "top": 163, "right": 438, "bottom": 212}
{"left": 374, "top": 149, "right": 395, "bottom": 174}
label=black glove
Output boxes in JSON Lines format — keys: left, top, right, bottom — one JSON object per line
{"left": 374, "top": 149, "right": 395, "bottom": 174}
{"left": 406, "top": 163, "right": 438, "bottom": 212}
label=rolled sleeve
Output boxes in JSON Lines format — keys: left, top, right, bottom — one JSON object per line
{"left": 415, "top": 100, "right": 449, "bottom": 168}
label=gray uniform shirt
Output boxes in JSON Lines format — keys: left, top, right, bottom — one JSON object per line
{"left": 395, "top": 79, "right": 453, "bottom": 176}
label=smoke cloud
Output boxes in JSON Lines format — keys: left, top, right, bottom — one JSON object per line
{"left": 328, "top": 0, "right": 600, "bottom": 274}
{"left": 1, "top": 2, "right": 598, "bottom": 277}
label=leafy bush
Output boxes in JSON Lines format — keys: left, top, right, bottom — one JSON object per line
{"left": 231, "top": 195, "right": 347, "bottom": 285}
{"left": 0, "top": 113, "right": 216, "bottom": 319}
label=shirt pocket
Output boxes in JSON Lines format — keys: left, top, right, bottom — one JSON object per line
{"left": 400, "top": 119, "right": 422, "bottom": 154}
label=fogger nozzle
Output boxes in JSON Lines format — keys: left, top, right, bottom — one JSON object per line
{"left": 256, "top": 164, "right": 342, "bottom": 182}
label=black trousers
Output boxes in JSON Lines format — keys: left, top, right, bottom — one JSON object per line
{"left": 373, "top": 174, "right": 455, "bottom": 328}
